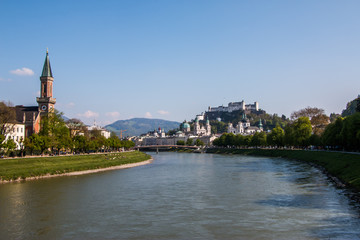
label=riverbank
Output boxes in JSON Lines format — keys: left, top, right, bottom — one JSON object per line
{"left": 206, "top": 148, "right": 360, "bottom": 192}
{"left": 0, "top": 151, "right": 151, "bottom": 183}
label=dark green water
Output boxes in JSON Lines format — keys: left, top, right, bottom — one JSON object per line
{"left": 1, "top": 152, "right": 360, "bottom": 239}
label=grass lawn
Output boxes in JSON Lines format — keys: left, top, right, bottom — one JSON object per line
{"left": 207, "top": 148, "right": 360, "bottom": 191}
{"left": 0, "top": 151, "right": 151, "bottom": 181}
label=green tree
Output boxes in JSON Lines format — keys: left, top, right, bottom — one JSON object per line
{"left": 195, "top": 139, "right": 205, "bottom": 146}
{"left": 291, "top": 107, "right": 329, "bottom": 135}
{"left": 292, "top": 117, "right": 312, "bottom": 147}
{"left": 121, "top": 140, "right": 135, "bottom": 150}
{"left": 106, "top": 135, "right": 122, "bottom": 151}
{"left": 0, "top": 134, "right": 5, "bottom": 150}
{"left": 24, "top": 134, "right": 48, "bottom": 155}
{"left": 267, "top": 125, "right": 284, "bottom": 147}
{"left": 340, "top": 112, "right": 360, "bottom": 151}
{"left": 284, "top": 125, "right": 295, "bottom": 147}
{"left": 309, "top": 134, "right": 322, "bottom": 146}
{"left": 40, "top": 110, "right": 71, "bottom": 153}
{"left": 4, "top": 138, "right": 16, "bottom": 155}
{"left": 234, "top": 134, "right": 245, "bottom": 147}
{"left": 186, "top": 138, "right": 193, "bottom": 146}
{"left": 210, "top": 120, "right": 228, "bottom": 134}
{"left": 176, "top": 140, "right": 185, "bottom": 145}
{"left": 213, "top": 134, "right": 226, "bottom": 147}
{"left": 224, "top": 133, "right": 236, "bottom": 147}
{"left": 250, "top": 132, "right": 267, "bottom": 147}
{"left": 73, "top": 135, "right": 89, "bottom": 153}
{"left": 244, "top": 135, "right": 253, "bottom": 146}
{"left": 322, "top": 117, "right": 344, "bottom": 149}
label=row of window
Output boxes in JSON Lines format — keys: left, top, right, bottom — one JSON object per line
{"left": 8, "top": 126, "right": 24, "bottom": 133}
{"left": 5, "top": 135, "right": 23, "bottom": 142}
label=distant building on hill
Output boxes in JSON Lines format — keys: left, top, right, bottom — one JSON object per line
{"left": 207, "top": 100, "right": 259, "bottom": 113}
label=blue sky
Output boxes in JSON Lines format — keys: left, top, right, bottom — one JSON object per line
{"left": 1, "top": 0, "right": 360, "bottom": 126}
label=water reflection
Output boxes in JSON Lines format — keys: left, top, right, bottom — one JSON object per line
{"left": 0, "top": 152, "right": 360, "bottom": 239}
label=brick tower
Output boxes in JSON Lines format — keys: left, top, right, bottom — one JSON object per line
{"left": 37, "top": 49, "right": 56, "bottom": 115}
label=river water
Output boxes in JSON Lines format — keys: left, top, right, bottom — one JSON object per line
{"left": 1, "top": 152, "right": 360, "bottom": 239}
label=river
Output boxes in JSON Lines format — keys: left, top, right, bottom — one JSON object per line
{"left": 0, "top": 152, "right": 360, "bottom": 239}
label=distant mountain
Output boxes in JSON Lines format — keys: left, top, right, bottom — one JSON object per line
{"left": 105, "top": 118, "right": 181, "bottom": 137}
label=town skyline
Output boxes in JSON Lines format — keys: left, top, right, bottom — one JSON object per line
{"left": 1, "top": 1, "right": 360, "bottom": 126}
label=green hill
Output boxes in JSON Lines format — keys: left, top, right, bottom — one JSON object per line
{"left": 105, "top": 118, "right": 181, "bottom": 137}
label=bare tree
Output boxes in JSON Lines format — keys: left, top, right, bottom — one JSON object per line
{"left": 0, "top": 101, "right": 16, "bottom": 135}
{"left": 291, "top": 107, "right": 330, "bottom": 135}
{"left": 66, "top": 118, "right": 88, "bottom": 137}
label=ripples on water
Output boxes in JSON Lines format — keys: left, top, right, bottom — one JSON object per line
{"left": 0, "top": 152, "right": 360, "bottom": 239}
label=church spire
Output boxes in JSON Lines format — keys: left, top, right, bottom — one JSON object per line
{"left": 41, "top": 49, "right": 53, "bottom": 77}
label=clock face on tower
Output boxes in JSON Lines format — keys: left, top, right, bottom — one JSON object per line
{"left": 41, "top": 105, "right": 47, "bottom": 111}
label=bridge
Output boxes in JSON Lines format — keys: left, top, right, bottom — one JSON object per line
{"left": 135, "top": 145, "right": 200, "bottom": 152}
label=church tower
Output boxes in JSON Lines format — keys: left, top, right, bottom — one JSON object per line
{"left": 37, "top": 49, "right": 56, "bottom": 114}
{"left": 206, "top": 117, "right": 211, "bottom": 136}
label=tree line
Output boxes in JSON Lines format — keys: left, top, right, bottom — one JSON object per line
{"left": 0, "top": 109, "right": 134, "bottom": 157}
{"left": 213, "top": 105, "right": 360, "bottom": 152}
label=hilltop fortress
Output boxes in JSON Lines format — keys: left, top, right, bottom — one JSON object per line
{"left": 207, "top": 100, "right": 259, "bottom": 113}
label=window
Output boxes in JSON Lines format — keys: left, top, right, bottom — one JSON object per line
{"left": 17, "top": 127, "right": 19, "bottom": 132}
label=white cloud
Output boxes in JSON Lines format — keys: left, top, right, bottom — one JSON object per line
{"left": 0, "top": 77, "right": 12, "bottom": 82}
{"left": 145, "top": 112, "right": 152, "bottom": 118}
{"left": 157, "top": 110, "right": 170, "bottom": 115}
{"left": 78, "top": 110, "right": 99, "bottom": 118}
{"left": 106, "top": 111, "right": 120, "bottom": 118}
{"left": 10, "top": 67, "right": 34, "bottom": 76}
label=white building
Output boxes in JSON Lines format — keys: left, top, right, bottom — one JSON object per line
{"left": 87, "top": 121, "right": 111, "bottom": 139}
{"left": 228, "top": 115, "right": 263, "bottom": 135}
{"left": 194, "top": 117, "right": 211, "bottom": 136}
{"left": 196, "top": 113, "right": 205, "bottom": 121}
{"left": 2, "top": 123, "right": 25, "bottom": 150}
{"left": 134, "top": 118, "right": 215, "bottom": 147}
{"left": 208, "top": 100, "right": 259, "bottom": 113}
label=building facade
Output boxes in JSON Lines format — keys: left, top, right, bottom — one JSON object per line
{"left": 134, "top": 116, "right": 215, "bottom": 147}
{"left": 207, "top": 100, "right": 259, "bottom": 113}
{"left": 193, "top": 117, "right": 211, "bottom": 136}
{"left": 2, "top": 123, "right": 25, "bottom": 150}
{"left": 87, "top": 121, "right": 111, "bottom": 139}
{"left": 228, "top": 115, "right": 263, "bottom": 135}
